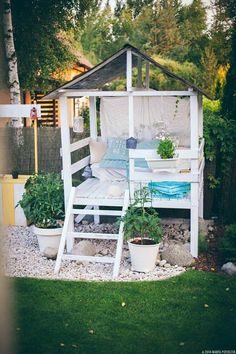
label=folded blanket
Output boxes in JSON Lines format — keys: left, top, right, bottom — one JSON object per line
{"left": 148, "top": 181, "right": 190, "bottom": 199}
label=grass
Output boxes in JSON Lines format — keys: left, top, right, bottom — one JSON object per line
{"left": 13, "top": 271, "right": 236, "bottom": 354}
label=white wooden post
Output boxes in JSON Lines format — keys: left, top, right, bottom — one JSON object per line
{"left": 198, "top": 95, "right": 204, "bottom": 219}
{"left": 89, "top": 96, "right": 97, "bottom": 139}
{"left": 145, "top": 62, "right": 150, "bottom": 89}
{"left": 128, "top": 95, "right": 135, "bottom": 198}
{"left": 89, "top": 96, "right": 99, "bottom": 223}
{"left": 198, "top": 95, "right": 203, "bottom": 138}
{"left": 137, "top": 57, "right": 142, "bottom": 88}
{"left": 126, "top": 50, "right": 132, "bottom": 91}
{"left": 199, "top": 181, "right": 204, "bottom": 219}
{"left": 190, "top": 93, "right": 199, "bottom": 257}
{"left": 59, "top": 96, "right": 74, "bottom": 251}
{"left": 59, "top": 97, "right": 72, "bottom": 205}
{"left": 127, "top": 49, "right": 134, "bottom": 198}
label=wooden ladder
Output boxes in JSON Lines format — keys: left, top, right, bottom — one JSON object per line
{"left": 54, "top": 187, "right": 130, "bottom": 279}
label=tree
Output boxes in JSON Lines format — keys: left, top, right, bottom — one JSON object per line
{"left": 221, "top": 23, "right": 236, "bottom": 120}
{"left": 210, "top": 0, "right": 232, "bottom": 65}
{"left": 219, "top": 0, "right": 236, "bottom": 118}
{"left": 77, "top": 4, "right": 116, "bottom": 62}
{"left": 10, "top": 0, "right": 99, "bottom": 91}
{"left": 3, "top": 0, "right": 22, "bottom": 127}
{"left": 178, "top": 0, "right": 208, "bottom": 64}
{"left": 200, "top": 47, "right": 218, "bottom": 97}
{"left": 149, "top": 1, "right": 186, "bottom": 60}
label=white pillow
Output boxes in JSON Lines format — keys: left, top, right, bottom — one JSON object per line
{"left": 89, "top": 140, "right": 107, "bottom": 164}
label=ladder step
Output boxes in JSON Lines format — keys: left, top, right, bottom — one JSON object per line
{"left": 69, "top": 232, "right": 119, "bottom": 240}
{"left": 71, "top": 209, "right": 122, "bottom": 216}
{"left": 62, "top": 254, "right": 115, "bottom": 264}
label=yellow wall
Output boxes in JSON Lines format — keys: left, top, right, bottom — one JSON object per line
{"left": 0, "top": 175, "right": 29, "bottom": 225}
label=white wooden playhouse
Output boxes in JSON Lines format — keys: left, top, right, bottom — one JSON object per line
{"left": 44, "top": 44, "right": 209, "bottom": 278}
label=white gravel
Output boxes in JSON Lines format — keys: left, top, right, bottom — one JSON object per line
{"left": 3, "top": 224, "right": 186, "bottom": 282}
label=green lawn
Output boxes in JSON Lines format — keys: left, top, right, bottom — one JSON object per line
{"left": 13, "top": 271, "right": 236, "bottom": 354}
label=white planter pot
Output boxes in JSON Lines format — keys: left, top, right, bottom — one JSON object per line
{"left": 33, "top": 226, "right": 62, "bottom": 253}
{"left": 146, "top": 158, "right": 178, "bottom": 172}
{"left": 128, "top": 239, "right": 160, "bottom": 272}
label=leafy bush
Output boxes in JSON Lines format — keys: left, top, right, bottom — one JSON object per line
{"left": 198, "top": 233, "right": 209, "bottom": 254}
{"left": 18, "top": 173, "right": 64, "bottom": 228}
{"left": 218, "top": 224, "right": 236, "bottom": 264}
{"left": 157, "top": 138, "right": 175, "bottom": 159}
{"left": 150, "top": 56, "right": 201, "bottom": 91}
{"left": 121, "top": 187, "right": 163, "bottom": 245}
{"left": 203, "top": 98, "right": 236, "bottom": 170}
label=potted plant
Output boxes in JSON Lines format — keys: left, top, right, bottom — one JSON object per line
{"left": 146, "top": 137, "right": 178, "bottom": 171}
{"left": 121, "top": 187, "right": 163, "bottom": 272}
{"left": 18, "top": 173, "right": 64, "bottom": 253}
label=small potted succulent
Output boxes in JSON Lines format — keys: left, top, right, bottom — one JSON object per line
{"left": 18, "top": 173, "right": 64, "bottom": 253}
{"left": 146, "top": 137, "right": 178, "bottom": 171}
{"left": 121, "top": 187, "right": 163, "bottom": 272}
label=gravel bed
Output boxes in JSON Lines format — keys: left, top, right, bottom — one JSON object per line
{"left": 3, "top": 224, "right": 186, "bottom": 282}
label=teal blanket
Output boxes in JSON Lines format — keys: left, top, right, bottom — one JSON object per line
{"left": 148, "top": 182, "right": 190, "bottom": 199}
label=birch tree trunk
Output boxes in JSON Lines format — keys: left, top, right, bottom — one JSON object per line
{"left": 3, "top": 0, "right": 22, "bottom": 127}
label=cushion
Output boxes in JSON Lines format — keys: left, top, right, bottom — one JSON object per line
{"left": 134, "top": 140, "right": 159, "bottom": 169}
{"left": 134, "top": 158, "right": 149, "bottom": 169}
{"left": 100, "top": 137, "right": 128, "bottom": 170}
{"left": 89, "top": 140, "right": 107, "bottom": 164}
{"left": 91, "top": 163, "right": 126, "bottom": 181}
{"left": 100, "top": 159, "right": 127, "bottom": 170}
{"left": 137, "top": 140, "right": 159, "bottom": 149}
{"left": 103, "top": 137, "right": 128, "bottom": 161}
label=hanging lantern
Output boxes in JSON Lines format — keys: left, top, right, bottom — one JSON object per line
{"left": 73, "top": 116, "right": 84, "bottom": 133}
{"left": 126, "top": 137, "right": 137, "bottom": 149}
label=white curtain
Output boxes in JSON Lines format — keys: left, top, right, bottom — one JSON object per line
{"left": 100, "top": 96, "right": 190, "bottom": 147}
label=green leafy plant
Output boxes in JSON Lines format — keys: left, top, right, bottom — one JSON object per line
{"left": 121, "top": 187, "right": 163, "bottom": 245}
{"left": 198, "top": 233, "right": 209, "bottom": 254}
{"left": 18, "top": 173, "right": 64, "bottom": 228}
{"left": 218, "top": 224, "right": 236, "bottom": 264}
{"left": 207, "top": 175, "right": 220, "bottom": 189}
{"left": 157, "top": 138, "right": 175, "bottom": 159}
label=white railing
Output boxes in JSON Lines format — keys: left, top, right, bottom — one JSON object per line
{"left": 70, "top": 137, "right": 90, "bottom": 153}
{"left": 61, "top": 137, "right": 90, "bottom": 177}
{"left": 70, "top": 137, "right": 90, "bottom": 175}
{"left": 128, "top": 141, "right": 204, "bottom": 185}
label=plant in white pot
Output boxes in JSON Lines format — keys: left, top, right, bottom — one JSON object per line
{"left": 121, "top": 187, "right": 163, "bottom": 272}
{"left": 146, "top": 137, "right": 178, "bottom": 171}
{"left": 18, "top": 173, "right": 64, "bottom": 253}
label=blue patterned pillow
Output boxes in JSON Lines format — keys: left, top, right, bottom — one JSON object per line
{"left": 100, "top": 138, "right": 128, "bottom": 169}
{"left": 104, "top": 137, "right": 128, "bottom": 160}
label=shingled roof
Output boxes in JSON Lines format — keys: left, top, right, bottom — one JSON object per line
{"left": 44, "top": 44, "right": 212, "bottom": 99}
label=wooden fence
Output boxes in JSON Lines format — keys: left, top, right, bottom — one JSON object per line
{"left": 0, "top": 127, "right": 88, "bottom": 175}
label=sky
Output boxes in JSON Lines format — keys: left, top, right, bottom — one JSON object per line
{"left": 108, "top": 0, "right": 211, "bottom": 9}
{"left": 107, "top": 0, "right": 213, "bottom": 24}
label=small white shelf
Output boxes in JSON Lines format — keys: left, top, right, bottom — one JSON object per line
{"left": 146, "top": 157, "right": 178, "bottom": 172}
